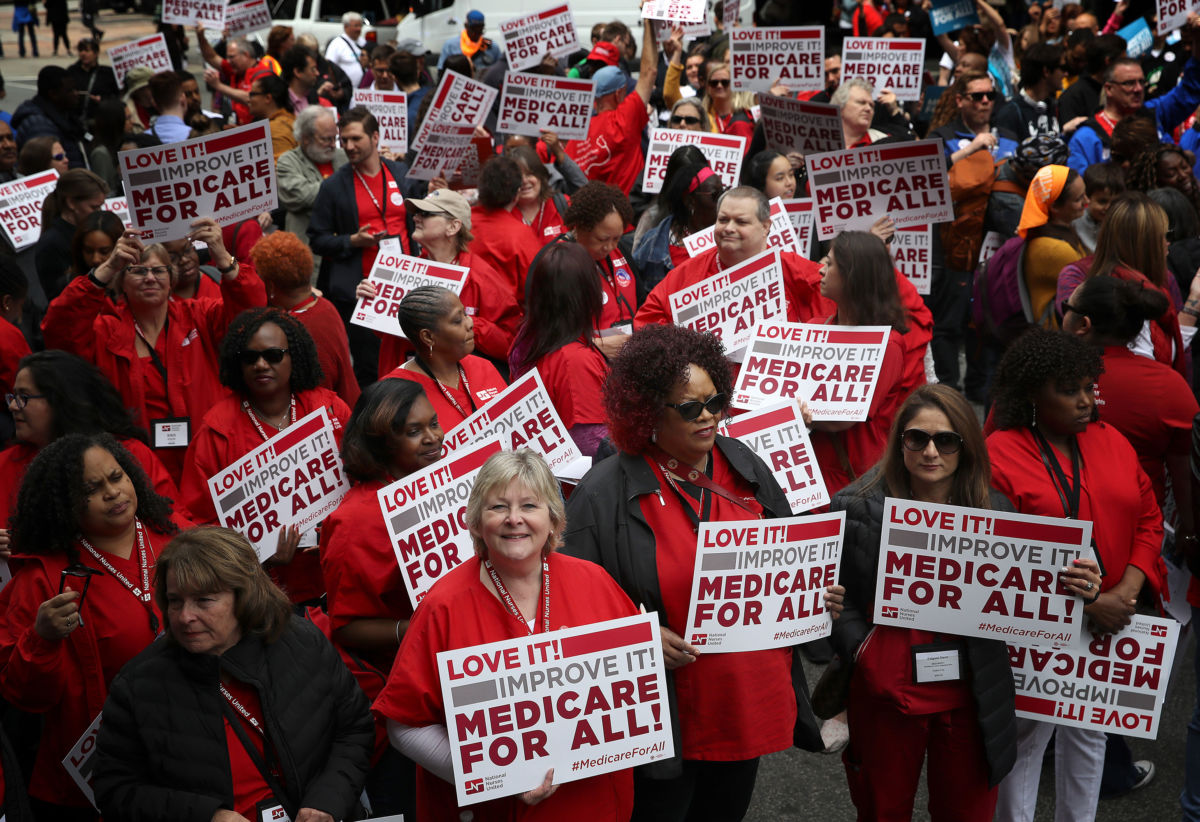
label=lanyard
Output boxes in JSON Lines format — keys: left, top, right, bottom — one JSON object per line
{"left": 1033, "top": 430, "right": 1082, "bottom": 519}
{"left": 133, "top": 320, "right": 168, "bottom": 385}
{"left": 78, "top": 520, "right": 160, "bottom": 635}
{"left": 242, "top": 396, "right": 297, "bottom": 441}
{"left": 595, "top": 254, "right": 635, "bottom": 323}
{"left": 645, "top": 445, "right": 760, "bottom": 515}
{"left": 414, "top": 358, "right": 476, "bottom": 418}
{"left": 484, "top": 558, "right": 550, "bottom": 635}
{"left": 220, "top": 682, "right": 266, "bottom": 738}
{"left": 353, "top": 165, "right": 389, "bottom": 222}
{"left": 654, "top": 459, "right": 712, "bottom": 528}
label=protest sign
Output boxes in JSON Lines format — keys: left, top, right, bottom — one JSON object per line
{"left": 1157, "top": 0, "right": 1195, "bottom": 35}
{"left": 500, "top": 3, "right": 580, "bottom": 71}
{"left": 440, "top": 613, "right": 672, "bottom": 805}
{"left": 1118, "top": 17, "right": 1153, "bottom": 57}
{"left": 224, "top": 0, "right": 271, "bottom": 36}
{"left": 63, "top": 713, "right": 102, "bottom": 810}
{"left": 919, "top": 85, "right": 947, "bottom": 121}
{"left": 719, "top": 401, "right": 830, "bottom": 513}
{"left": 120, "top": 121, "right": 276, "bottom": 243}
{"left": 208, "top": 407, "right": 348, "bottom": 561}
{"left": 642, "top": 0, "right": 705, "bottom": 22}
{"left": 408, "top": 123, "right": 481, "bottom": 182}
{"left": 642, "top": 129, "right": 747, "bottom": 194}
{"left": 411, "top": 71, "right": 499, "bottom": 154}
{"left": 351, "top": 247, "right": 468, "bottom": 337}
{"left": 441, "top": 370, "right": 583, "bottom": 475}
{"left": 352, "top": 90, "right": 409, "bottom": 154}
{"left": 808, "top": 139, "right": 952, "bottom": 240}
{"left": 930, "top": 0, "right": 980, "bottom": 35}
{"left": 724, "top": 0, "right": 738, "bottom": 29}
{"left": 161, "top": 0, "right": 225, "bottom": 28}
{"left": 734, "top": 323, "right": 890, "bottom": 418}
{"left": 1010, "top": 615, "right": 1179, "bottom": 738}
{"left": 873, "top": 498, "right": 1093, "bottom": 647}
{"left": 682, "top": 226, "right": 717, "bottom": 257}
{"left": 107, "top": 33, "right": 173, "bottom": 86}
{"left": 652, "top": 18, "right": 712, "bottom": 42}
{"left": 669, "top": 249, "right": 786, "bottom": 359}
{"left": 758, "top": 94, "right": 843, "bottom": 156}
{"left": 682, "top": 198, "right": 800, "bottom": 258}
{"left": 782, "top": 199, "right": 814, "bottom": 259}
{"left": 379, "top": 437, "right": 505, "bottom": 608}
{"left": 840, "top": 37, "right": 926, "bottom": 102}
{"left": 497, "top": 73, "right": 593, "bottom": 141}
{"left": 102, "top": 196, "right": 131, "bottom": 228}
{"left": 978, "top": 230, "right": 1005, "bottom": 268}
{"left": 0, "top": 170, "right": 57, "bottom": 251}
{"left": 730, "top": 27, "right": 824, "bottom": 93}
{"left": 891, "top": 225, "right": 932, "bottom": 295}
{"left": 684, "top": 514, "right": 844, "bottom": 651}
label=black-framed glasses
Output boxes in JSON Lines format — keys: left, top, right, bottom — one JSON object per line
{"left": 5, "top": 391, "right": 45, "bottom": 409}
{"left": 1060, "top": 300, "right": 1085, "bottom": 317}
{"left": 965, "top": 91, "right": 997, "bottom": 102}
{"left": 708, "top": 78, "right": 730, "bottom": 88}
{"left": 670, "top": 115, "right": 702, "bottom": 126}
{"left": 238, "top": 347, "right": 290, "bottom": 365}
{"left": 1109, "top": 78, "right": 1145, "bottom": 90}
{"left": 901, "top": 429, "right": 964, "bottom": 454}
{"left": 666, "top": 393, "right": 728, "bottom": 422}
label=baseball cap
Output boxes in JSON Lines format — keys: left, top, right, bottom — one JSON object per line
{"left": 586, "top": 40, "right": 621, "bottom": 67}
{"left": 125, "top": 66, "right": 154, "bottom": 97}
{"left": 466, "top": 10, "right": 485, "bottom": 24}
{"left": 593, "top": 66, "right": 626, "bottom": 98}
{"left": 405, "top": 189, "right": 472, "bottom": 228}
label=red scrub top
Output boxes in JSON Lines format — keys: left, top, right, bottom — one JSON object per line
{"left": 534, "top": 340, "right": 608, "bottom": 428}
{"left": 384, "top": 355, "right": 507, "bottom": 431}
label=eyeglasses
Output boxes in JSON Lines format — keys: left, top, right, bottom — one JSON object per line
{"left": 168, "top": 242, "right": 197, "bottom": 264}
{"left": 5, "top": 391, "right": 45, "bottom": 409}
{"left": 1109, "top": 78, "right": 1145, "bottom": 90}
{"left": 665, "top": 393, "right": 727, "bottom": 422}
{"left": 248, "top": 90, "right": 270, "bottom": 97}
{"left": 1060, "top": 300, "right": 1086, "bottom": 317}
{"left": 239, "top": 347, "right": 290, "bottom": 365}
{"left": 708, "top": 78, "right": 730, "bottom": 88}
{"left": 52, "top": 152, "right": 67, "bottom": 161}
{"left": 901, "top": 428, "right": 964, "bottom": 455}
{"left": 693, "top": 183, "right": 727, "bottom": 199}
{"left": 126, "top": 265, "right": 170, "bottom": 279}
{"left": 670, "top": 115, "right": 702, "bottom": 126}
{"left": 965, "top": 91, "right": 997, "bottom": 102}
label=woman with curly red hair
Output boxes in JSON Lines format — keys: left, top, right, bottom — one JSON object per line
{"left": 562, "top": 324, "right": 843, "bottom": 821}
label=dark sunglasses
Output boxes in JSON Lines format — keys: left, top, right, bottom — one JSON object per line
{"left": 965, "top": 91, "right": 997, "bottom": 102}
{"left": 239, "top": 347, "right": 290, "bottom": 365}
{"left": 708, "top": 78, "right": 730, "bottom": 88}
{"left": 666, "top": 393, "right": 727, "bottom": 422}
{"left": 901, "top": 429, "right": 964, "bottom": 454}
{"left": 52, "top": 152, "right": 67, "bottom": 161}
{"left": 670, "top": 115, "right": 702, "bottom": 126}
{"left": 1060, "top": 300, "right": 1085, "bottom": 317}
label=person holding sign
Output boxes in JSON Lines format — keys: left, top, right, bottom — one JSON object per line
{"left": 0, "top": 433, "right": 184, "bottom": 818}
{"left": 563, "top": 324, "right": 843, "bottom": 821}
{"left": 375, "top": 449, "right": 640, "bottom": 819}
{"left": 384, "top": 285, "right": 508, "bottom": 431}
{"left": 987, "top": 329, "right": 1165, "bottom": 822}
{"left": 93, "top": 527, "right": 374, "bottom": 822}
{"left": 42, "top": 219, "right": 267, "bottom": 482}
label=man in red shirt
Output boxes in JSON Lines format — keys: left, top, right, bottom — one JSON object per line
{"left": 196, "top": 29, "right": 274, "bottom": 125}
{"left": 467, "top": 155, "right": 541, "bottom": 308}
{"left": 566, "top": 20, "right": 658, "bottom": 194}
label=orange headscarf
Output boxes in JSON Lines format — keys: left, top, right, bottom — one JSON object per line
{"left": 1017, "top": 164, "right": 1071, "bottom": 239}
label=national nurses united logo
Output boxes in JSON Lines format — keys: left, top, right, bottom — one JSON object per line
{"left": 464, "top": 778, "right": 485, "bottom": 795}
{"left": 880, "top": 606, "right": 899, "bottom": 618}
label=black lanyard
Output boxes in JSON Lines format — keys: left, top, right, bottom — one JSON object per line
{"left": 596, "top": 254, "right": 636, "bottom": 323}
{"left": 1033, "top": 429, "right": 1081, "bottom": 519}
{"left": 134, "top": 320, "right": 168, "bottom": 385}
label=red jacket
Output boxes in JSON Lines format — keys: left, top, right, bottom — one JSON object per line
{"left": 0, "top": 317, "right": 30, "bottom": 399}
{"left": 468, "top": 206, "right": 541, "bottom": 306}
{"left": 289, "top": 295, "right": 361, "bottom": 408}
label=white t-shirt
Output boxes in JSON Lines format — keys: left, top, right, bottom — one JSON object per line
{"left": 325, "top": 33, "right": 365, "bottom": 88}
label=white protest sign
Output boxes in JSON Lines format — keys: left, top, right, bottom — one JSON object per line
{"left": 642, "top": 129, "right": 747, "bottom": 194}
{"left": 684, "top": 514, "right": 844, "bottom": 651}
{"left": 653, "top": 18, "right": 712, "bottom": 42}
{"left": 101, "top": 196, "right": 131, "bottom": 228}
{"left": 351, "top": 248, "right": 468, "bottom": 336}
{"left": 682, "top": 198, "right": 800, "bottom": 258}
{"left": 642, "top": 0, "right": 705, "bottom": 22}
{"left": 408, "top": 123, "right": 480, "bottom": 182}
{"left": 758, "top": 94, "right": 843, "bottom": 156}
{"left": 724, "top": 0, "right": 738, "bottom": 29}
{"left": 440, "top": 613, "right": 672, "bottom": 805}
{"left": 120, "top": 121, "right": 276, "bottom": 243}
{"left": 735, "top": 323, "right": 890, "bottom": 418}
{"left": 161, "top": 0, "right": 225, "bottom": 28}
{"left": 499, "top": 3, "right": 580, "bottom": 72}
{"left": 891, "top": 225, "right": 931, "bottom": 295}
{"left": 841, "top": 37, "right": 926, "bottom": 102}
{"left": 0, "top": 170, "right": 58, "bottom": 252}
{"left": 411, "top": 71, "right": 499, "bottom": 154}
{"left": 669, "top": 249, "right": 787, "bottom": 360}
{"left": 63, "top": 713, "right": 102, "bottom": 810}
{"left": 352, "top": 90, "right": 409, "bottom": 154}
{"left": 808, "top": 139, "right": 952, "bottom": 240}
{"left": 978, "top": 230, "right": 1005, "bottom": 268}
{"left": 1157, "top": 0, "right": 1196, "bottom": 35}
{"left": 719, "top": 401, "right": 829, "bottom": 513}
{"left": 208, "top": 407, "right": 348, "bottom": 561}
{"left": 730, "top": 27, "right": 824, "bottom": 93}
{"left": 1010, "top": 615, "right": 1179, "bottom": 738}
{"left": 497, "top": 73, "right": 593, "bottom": 141}
{"left": 379, "top": 437, "right": 504, "bottom": 607}
{"left": 107, "top": 33, "right": 173, "bottom": 86}
{"left": 873, "top": 498, "right": 1093, "bottom": 647}
{"left": 441, "top": 370, "right": 583, "bottom": 476}
{"left": 782, "top": 199, "right": 814, "bottom": 259}
{"left": 682, "top": 225, "right": 716, "bottom": 257}
{"left": 224, "top": 0, "right": 272, "bottom": 36}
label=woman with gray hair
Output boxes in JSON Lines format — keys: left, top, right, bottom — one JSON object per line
{"left": 374, "top": 449, "right": 641, "bottom": 820}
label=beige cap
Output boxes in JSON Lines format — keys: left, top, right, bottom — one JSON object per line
{"left": 124, "top": 66, "right": 154, "bottom": 97}
{"left": 405, "top": 188, "right": 471, "bottom": 228}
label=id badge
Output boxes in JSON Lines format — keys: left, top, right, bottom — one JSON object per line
{"left": 151, "top": 417, "right": 190, "bottom": 448}
{"left": 911, "top": 642, "right": 962, "bottom": 684}
{"left": 256, "top": 800, "right": 290, "bottom": 822}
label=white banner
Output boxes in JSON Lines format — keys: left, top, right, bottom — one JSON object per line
{"left": 669, "top": 249, "right": 786, "bottom": 360}
{"left": 758, "top": 95, "right": 843, "bottom": 156}
{"left": 840, "top": 37, "right": 926, "bottom": 102}
{"left": 411, "top": 71, "right": 499, "bottom": 154}
{"left": 652, "top": 18, "right": 712, "bottom": 42}
{"left": 499, "top": 3, "right": 581, "bottom": 72}
{"left": 642, "top": 128, "right": 746, "bottom": 194}
{"left": 107, "top": 33, "right": 173, "bottom": 86}
{"left": 730, "top": 27, "right": 824, "bottom": 93}
{"left": 407, "top": 123, "right": 480, "bottom": 182}
{"left": 497, "top": 73, "right": 594, "bottom": 141}
{"left": 642, "top": 0, "right": 706, "bottom": 22}
{"left": 891, "top": 225, "right": 931, "bottom": 295}
{"left": 440, "top": 613, "right": 672, "bottom": 805}
{"left": 0, "top": 170, "right": 58, "bottom": 251}
{"left": 719, "top": 401, "right": 829, "bottom": 513}
{"left": 161, "top": 0, "right": 226, "bottom": 28}
{"left": 782, "top": 199, "right": 815, "bottom": 259}
{"left": 352, "top": 89, "right": 409, "bottom": 155}
{"left": 224, "top": 0, "right": 272, "bottom": 36}
{"left": 101, "top": 196, "right": 131, "bottom": 228}
{"left": 351, "top": 246, "right": 467, "bottom": 336}
{"left": 63, "top": 713, "right": 102, "bottom": 810}
{"left": 1157, "top": 0, "right": 1197, "bottom": 35}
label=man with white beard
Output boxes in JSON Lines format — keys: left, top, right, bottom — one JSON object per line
{"left": 278, "top": 105, "right": 348, "bottom": 281}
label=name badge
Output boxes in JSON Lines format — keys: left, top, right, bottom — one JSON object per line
{"left": 257, "top": 800, "right": 290, "bottom": 822}
{"left": 151, "top": 417, "right": 190, "bottom": 449}
{"left": 911, "top": 642, "right": 961, "bottom": 684}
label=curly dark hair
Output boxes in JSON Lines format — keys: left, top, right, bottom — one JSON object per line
{"left": 478, "top": 155, "right": 523, "bottom": 209}
{"left": 9, "top": 433, "right": 178, "bottom": 558}
{"left": 17, "top": 351, "right": 149, "bottom": 444}
{"left": 604, "top": 325, "right": 731, "bottom": 454}
{"left": 563, "top": 180, "right": 634, "bottom": 231}
{"left": 990, "top": 328, "right": 1103, "bottom": 430}
{"left": 1127, "top": 143, "right": 1200, "bottom": 219}
{"left": 218, "top": 308, "right": 324, "bottom": 395}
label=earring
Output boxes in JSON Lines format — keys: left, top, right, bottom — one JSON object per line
{"left": 428, "top": 342, "right": 434, "bottom": 358}
{"left": 1031, "top": 403, "right": 1038, "bottom": 428}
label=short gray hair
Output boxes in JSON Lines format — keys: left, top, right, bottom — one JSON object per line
{"left": 465, "top": 450, "right": 565, "bottom": 559}
{"left": 716, "top": 185, "right": 770, "bottom": 223}
{"left": 227, "top": 36, "right": 254, "bottom": 58}
{"left": 830, "top": 77, "right": 875, "bottom": 110}
{"left": 342, "top": 11, "right": 362, "bottom": 26}
{"left": 294, "top": 104, "right": 335, "bottom": 142}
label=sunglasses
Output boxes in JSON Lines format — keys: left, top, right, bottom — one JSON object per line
{"left": 239, "top": 347, "right": 290, "bottom": 365}
{"left": 666, "top": 393, "right": 727, "bottom": 422}
{"left": 52, "top": 152, "right": 67, "bottom": 161}
{"left": 901, "top": 429, "right": 964, "bottom": 455}
{"left": 965, "top": 91, "right": 997, "bottom": 102}
{"left": 670, "top": 115, "right": 702, "bottom": 126}
{"left": 708, "top": 78, "right": 730, "bottom": 88}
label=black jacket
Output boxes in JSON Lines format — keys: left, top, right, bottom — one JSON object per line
{"left": 10, "top": 96, "right": 89, "bottom": 168}
{"left": 829, "top": 469, "right": 1017, "bottom": 786}
{"left": 93, "top": 617, "right": 374, "bottom": 822}
{"left": 562, "top": 436, "right": 824, "bottom": 776}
